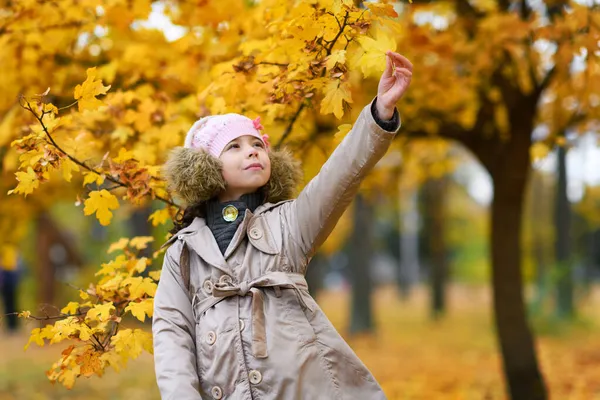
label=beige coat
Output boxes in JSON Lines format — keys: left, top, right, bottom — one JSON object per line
{"left": 153, "top": 98, "right": 401, "bottom": 399}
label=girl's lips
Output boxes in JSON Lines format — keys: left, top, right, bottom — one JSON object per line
{"left": 245, "top": 163, "right": 263, "bottom": 170}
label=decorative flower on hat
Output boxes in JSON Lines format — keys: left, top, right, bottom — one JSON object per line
{"left": 252, "top": 116, "right": 264, "bottom": 131}
{"left": 262, "top": 134, "right": 271, "bottom": 150}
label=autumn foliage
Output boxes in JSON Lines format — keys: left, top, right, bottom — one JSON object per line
{"left": 1, "top": 0, "right": 599, "bottom": 394}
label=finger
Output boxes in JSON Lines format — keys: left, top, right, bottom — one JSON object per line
{"left": 389, "top": 52, "right": 413, "bottom": 72}
{"left": 395, "top": 67, "right": 412, "bottom": 77}
{"left": 383, "top": 54, "right": 393, "bottom": 78}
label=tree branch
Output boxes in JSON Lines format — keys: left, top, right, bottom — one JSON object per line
{"left": 20, "top": 97, "right": 180, "bottom": 209}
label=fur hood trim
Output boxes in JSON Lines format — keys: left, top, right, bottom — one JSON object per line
{"left": 162, "top": 147, "right": 303, "bottom": 207}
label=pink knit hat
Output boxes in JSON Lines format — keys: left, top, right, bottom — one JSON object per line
{"left": 183, "top": 113, "right": 270, "bottom": 157}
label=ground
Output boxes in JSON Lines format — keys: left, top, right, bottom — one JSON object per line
{"left": 1, "top": 285, "right": 599, "bottom": 399}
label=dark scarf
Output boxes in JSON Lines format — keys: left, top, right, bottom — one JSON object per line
{"left": 205, "top": 192, "right": 264, "bottom": 254}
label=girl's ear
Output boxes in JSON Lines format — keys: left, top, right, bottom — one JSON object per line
{"left": 163, "top": 147, "right": 226, "bottom": 206}
{"left": 264, "top": 148, "right": 303, "bottom": 203}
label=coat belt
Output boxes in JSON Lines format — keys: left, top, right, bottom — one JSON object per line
{"left": 192, "top": 272, "right": 313, "bottom": 358}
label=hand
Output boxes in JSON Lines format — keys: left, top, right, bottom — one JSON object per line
{"left": 376, "top": 50, "right": 413, "bottom": 120}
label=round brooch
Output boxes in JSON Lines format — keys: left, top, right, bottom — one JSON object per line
{"left": 222, "top": 205, "right": 239, "bottom": 222}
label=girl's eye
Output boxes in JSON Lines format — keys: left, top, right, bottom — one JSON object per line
{"left": 227, "top": 143, "right": 240, "bottom": 150}
{"left": 254, "top": 141, "right": 264, "bottom": 148}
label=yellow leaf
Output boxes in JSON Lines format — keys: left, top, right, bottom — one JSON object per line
{"left": 129, "top": 257, "right": 149, "bottom": 275}
{"left": 61, "top": 302, "right": 80, "bottom": 315}
{"left": 86, "top": 302, "right": 115, "bottom": 322}
{"left": 79, "top": 290, "right": 90, "bottom": 300}
{"left": 96, "top": 255, "right": 127, "bottom": 276}
{"left": 83, "top": 190, "right": 119, "bottom": 226}
{"left": 78, "top": 324, "right": 93, "bottom": 342}
{"left": 148, "top": 208, "right": 171, "bottom": 226}
{"left": 18, "top": 311, "right": 31, "bottom": 319}
{"left": 129, "top": 236, "right": 154, "bottom": 250}
{"left": 326, "top": 50, "right": 347, "bottom": 70}
{"left": 366, "top": 2, "right": 399, "bottom": 18}
{"left": 125, "top": 299, "right": 154, "bottom": 322}
{"left": 148, "top": 270, "right": 161, "bottom": 281}
{"left": 111, "top": 328, "right": 153, "bottom": 360}
{"left": 76, "top": 348, "right": 103, "bottom": 377}
{"left": 74, "top": 67, "right": 111, "bottom": 112}
{"left": 107, "top": 238, "right": 129, "bottom": 254}
{"left": 114, "top": 147, "right": 134, "bottom": 163}
{"left": 356, "top": 28, "right": 397, "bottom": 78}
{"left": 83, "top": 171, "right": 105, "bottom": 186}
{"left": 122, "top": 276, "right": 157, "bottom": 298}
{"left": 8, "top": 167, "right": 40, "bottom": 196}
{"left": 61, "top": 159, "right": 80, "bottom": 182}
{"left": 24, "top": 328, "right": 45, "bottom": 350}
{"left": 334, "top": 123, "right": 352, "bottom": 145}
{"left": 100, "top": 350, "right": 122, "bottom": 372}
{"left": 320, "top": 80, "right": 353, "bottom": 119}
{"left": 331, "top": 0, "right": 353, "bottom": 14}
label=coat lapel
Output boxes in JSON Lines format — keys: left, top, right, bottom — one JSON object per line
{"left": 185, "top": 218, "right": 233, "bottom": 276}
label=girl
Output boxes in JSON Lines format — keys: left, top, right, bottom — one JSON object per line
{"left": 153, "top": 50, "right": 413, "bottom": 400}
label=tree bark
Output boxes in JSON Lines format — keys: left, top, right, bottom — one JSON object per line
{"left": 422, "top": 177, "right": 449, "bottom": 319}
{"left": 486, "top": 130, "right": 547, "bottom": 400}
{"left": 554, "top": 145, "right": 574, "bottom": 318}
{"left": 398, "top": 190, "right": 420, "bottom": 299}
{"left": 349, "top": 194, "right": 374, "bottom": 334}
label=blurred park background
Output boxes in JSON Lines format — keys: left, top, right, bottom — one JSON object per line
{"left": 1, "top": 0, "right": 600, "bottom": 399}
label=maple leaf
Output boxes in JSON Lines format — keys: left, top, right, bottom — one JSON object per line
{"left": 60, "top": 159, "right": 80, "bottom": 182}
{"left": 326, "top": 50, "right": 347, "bottom": 70}
{"left": 61, "top": 302, "right": 80, "bottom": 315}
{"left": 320, "top": 80, "right": 353, "bottom": 119}
{"left": 74, "top": 67, "right": 111, "bottom": 112}
{"left": 356, "top": 28, "right": 397, "bottom": 78}
{"left": 24, "top": 327, "right": 46, "bottom": 350}
{"left": 148, "top": 208, "right": 170, "bottom": 226}
{"left": 122, "top": 276, "right": 157, "bottom": 298}
{"left": 82, "top": 171, "right": 105, "bottom": 187}
{"left": 77, "top": 348, "right": 103, "bottom": 377}
{"left": 86, "top": 302, "right": 115, "bottom": 322}
{"left": 125, "top": 299, "right": 154, "bottom": 322}
{"left": 83, "top": 190, "right": 119, "bottom": 226}
{"left": 129, "top": 236, "right": 154, "bottom": 250}
{"left": 111, "top": 329, "right": 153, "bottom": 360}
{"left": 8, "top": 167, "right": 39, "bottom": 196}
{"left": 107, "top": 238, "right": 129, "bottom": 254}
{"left": 113, "top": 147, "right": 134, "bottom": 164}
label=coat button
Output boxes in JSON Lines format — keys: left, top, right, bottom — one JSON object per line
{"left": 219, "top": 275, "right": 233, "bottom": 285}
{"left": 206, "top": 331, "right": 217, "bottom": 345}
{"left": 249, "top": 369, "right": 262, "bottom": 385}
{"left": 203, "top": 280, "right": 213, "bottom": 294}
{"left": 211, "top": 385, "right": 223, "bottom": 399}
{"left": 239, "top": 319, "right": 245, "bottom": 331}
{"left": 249, "top": 227, "right": 262, "bottom": 240}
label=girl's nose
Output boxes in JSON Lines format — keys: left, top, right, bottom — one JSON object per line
{"left": 246, "top": 145, "right": 258, "bottom": 158}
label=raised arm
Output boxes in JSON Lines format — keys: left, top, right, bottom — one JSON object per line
{"left": 152, "top": 240, "right": 202, "bottom": 399}
{"left": 281, "top": 51, "right": 413, "bottom": 267}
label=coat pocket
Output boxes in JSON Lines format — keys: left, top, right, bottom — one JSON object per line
{"left": 280, "top": 288, "right": 317, "bottom": 344}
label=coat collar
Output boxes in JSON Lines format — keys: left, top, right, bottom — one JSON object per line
{"left": 161, "top": 199, "right": 294, "bottom": 275}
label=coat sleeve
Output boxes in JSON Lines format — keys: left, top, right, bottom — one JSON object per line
{"left": 152, "top": 239, "right": 202, "bottom": 399}
{"left": 281, "top": 96, "right": 401, "bottom": 267}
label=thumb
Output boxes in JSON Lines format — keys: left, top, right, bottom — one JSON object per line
{"left": 383, "top": 53, "right": 393, "bottom": 78}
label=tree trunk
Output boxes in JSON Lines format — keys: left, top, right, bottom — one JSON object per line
{"left": 398, "top": 190, "right": 420, "bottom": 299}
{"left": 530, "top": 170, "right": 549, "bottom": 315}
{"left": 488, "top": 133, "right": 547, "bottom": 400}
{"left": 306, "top": 251, "right": 326, "bottom": 298}
{"left": 349, "top": 194, "right": 374, "bottom": 334}
{"left": 554, "top": 145, "right": 574, "bottom": 318}
{"left": 422, "top": 177, "right": 449, "bottom": 319}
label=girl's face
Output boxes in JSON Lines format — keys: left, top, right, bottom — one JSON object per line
{"left": 218, "top": 135, "right": 271, "bottom": 202}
